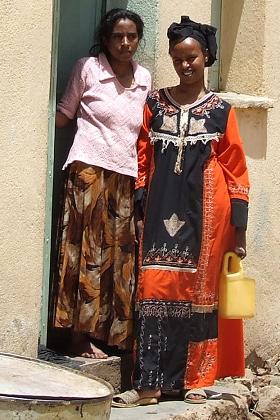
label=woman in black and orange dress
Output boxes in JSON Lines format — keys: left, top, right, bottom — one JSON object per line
{"left": 113, "top": 16, "right": 249, "bottom": 407}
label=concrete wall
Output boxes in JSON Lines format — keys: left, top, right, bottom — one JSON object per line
{"left": 243, "top": 0, "right": 280, "bottom": 359}
{"left": 0, "top": 0, "right": 53, "bottom": 356}
{"left": 219, "top": 0, "right": 280, "bottom": 359}
{"left": 220, "top": 0, "right": 265, "bottom": 95}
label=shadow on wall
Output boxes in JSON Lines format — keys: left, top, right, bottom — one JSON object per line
{"left": 219, "top": 0, "right": 244, "bottom": 90}
{"left": 236, "top": 108, "right": 267, "bottom": 160}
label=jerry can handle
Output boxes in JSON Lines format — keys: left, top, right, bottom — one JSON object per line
{"left": 223, "top": 251, "right": 243, "bottom": 275}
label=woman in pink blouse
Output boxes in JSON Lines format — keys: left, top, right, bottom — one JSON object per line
{"left": 53, "top": 8, "right": 151, "bottom": 358}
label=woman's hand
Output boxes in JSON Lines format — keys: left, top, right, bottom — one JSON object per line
{"left": 134, "top": 201, "right": 144, "bottom": 243}
{"left": 234, "top": 227, "right": 247, "bottom": 259}
{"left": 135, "top": 219, "right": 144, "bottom": 243}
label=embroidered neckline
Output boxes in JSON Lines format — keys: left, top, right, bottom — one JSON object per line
{"left": 149, "top": 130, "right": 222, "bottom": 150}
{"left": 163, "top": 88, "right": 214, "bottom": 111}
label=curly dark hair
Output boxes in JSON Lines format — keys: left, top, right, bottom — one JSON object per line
{"left": 90, "top": 8, "right": 144, "bottom": 56}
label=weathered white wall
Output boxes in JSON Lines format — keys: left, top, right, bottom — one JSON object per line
{"left": 242, "top": 0, "right": 280, "bottom": 359}
{"left": 219, "top": 0, "right": 280, "bottom": 359}
{"left": 0, "top": 1, "right": 53, "bottom": 356}
{"left": 220, "top": 0, "right": 265, "bottom": 95}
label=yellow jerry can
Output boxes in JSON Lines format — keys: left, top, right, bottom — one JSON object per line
{"left": 219, "top": 252, "right": 256, "bottom": 319}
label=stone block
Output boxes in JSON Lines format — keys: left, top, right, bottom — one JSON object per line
{"left": 71, "top": 356, "right": 121, "bottom": 392}
{"left": 270, "top": 376, "right": 280, "bottom": 387}
{"left": 234, "top": 369, "right": 255, "bottom": 391}
{"left": 257, "top": 385, "right": 280, "bottom": 420}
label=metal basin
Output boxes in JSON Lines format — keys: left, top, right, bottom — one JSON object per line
{"left": 0, "top": 352, "right": 113, "bottom": 419}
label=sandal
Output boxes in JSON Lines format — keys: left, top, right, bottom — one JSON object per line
{"left": 112, "top": 389, "right": 158, "bottom": 408}
{"left": 184, "top": 388, "right": 241, "bottom": 405}
{"left": 204, "top": 389, "right": 240, "bottom": 406}
{"left": 184, "top": 388, "right": 207, "bottom": 404}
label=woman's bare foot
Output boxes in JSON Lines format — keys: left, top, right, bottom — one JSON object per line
{"left": 70, "top": 332, "right": 108, "bottom": 359}
{"left": 81, "top": 342, "right": 108, "bottom": 359}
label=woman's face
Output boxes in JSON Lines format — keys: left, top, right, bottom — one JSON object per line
{"left": 170, "top": 37, "right": 208, "bottom": 86}
{"left": 105, "top": 18, "right": 140, "bottom": 62}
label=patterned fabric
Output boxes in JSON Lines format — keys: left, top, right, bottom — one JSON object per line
{"left": 53, "top": 161, "right": 135, "bottom": 350}
{"left": 57, "top": 53, "right": 151, "bottom": 177}
{"left": 134, "top": 300, "right": 218, "bottom": 390}
{"left": 133, "top": 89, "right": 249, "bottom": 390}
{"left": 134, "top": 299, "right": 192, "bottom": 390}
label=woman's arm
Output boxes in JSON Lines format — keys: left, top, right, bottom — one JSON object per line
{"left": 56, "top": 58, "right": 86, "bottom": 128}
{"left": 218, "top": 107, "right": 250, "bottom": 258}
{"left": 235, "top": 227, "right": 247, "bottom": 259}
{"left": 135, "top": 103, "right": 153, "bottom": 191}
{"left": 55, "top": 111, "right": 71, "bottom": 128}
{"left": 135, "top": 103, "right": 153, "bottom": 240}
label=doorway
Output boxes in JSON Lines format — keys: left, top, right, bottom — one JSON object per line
{"left": 41, "top": 0, "right": 106, "bottom": 347}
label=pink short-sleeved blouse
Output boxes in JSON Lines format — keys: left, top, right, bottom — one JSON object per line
{"left": 57, "top": 53, "right": 151, "bottom": 177}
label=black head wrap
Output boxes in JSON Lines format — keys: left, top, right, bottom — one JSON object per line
{"left": 167, "top": 16, "right": 217, "bottom": 67}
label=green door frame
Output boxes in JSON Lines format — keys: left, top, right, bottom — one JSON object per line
{"left": 40, "top": 0, "right": 60, "bottom": 346}
{"left": 40, "top": 0, "right": 107, "bottom": 346}
{"left": 208, "top": 0, "right": 222, "bottom": 91}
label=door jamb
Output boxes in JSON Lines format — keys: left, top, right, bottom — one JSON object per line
{"left": 40, "top": 0, "right": 60, "bottom": 346}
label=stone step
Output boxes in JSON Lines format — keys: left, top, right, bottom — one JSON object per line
{"left": 39, "top": 342, "right": 132, "bottom": 392}
{"left": 70, "top": 356, "right": 121, "bottom": 393}
{"left": 62, "top": 353, "right": 134, "bottom": 393}
{"left": 39, "top": 352, "right": 135, "bottom": 393}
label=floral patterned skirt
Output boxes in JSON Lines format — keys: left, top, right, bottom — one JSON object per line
{"left": 53, "top": 161, "right": 135, "bottom": 350}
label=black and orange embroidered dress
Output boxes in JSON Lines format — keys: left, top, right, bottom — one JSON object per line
{"left": 133, "top": 89, "right": 250, "bottom": 390}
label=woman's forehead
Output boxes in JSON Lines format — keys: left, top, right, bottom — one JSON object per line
{"left": 170, "top": 38, "right": 203, "bottom": 55}
{"left": 112, "top": 18, "right": 137, "bottom": 33}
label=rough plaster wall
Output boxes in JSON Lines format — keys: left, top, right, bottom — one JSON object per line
{"left": 220, "top": 0, "right": 265, "bottom": 94}
{"left": 241, "top": 0, "right": 280, "bottom": 359}
{"left": 154, "top": 0, "right": 212, "bottom": 88}
{"left": 0, "top": 1, "right": 53, "bottom": 356}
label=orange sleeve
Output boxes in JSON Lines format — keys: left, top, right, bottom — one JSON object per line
{"left": 135, "top": 103, "right": 153, "bottom": 190}
{"left": 217, "top": 107, "right": 250, "bottom": 228}
{"left": 217, "top": 107, "right": 250, "bottom": 202}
